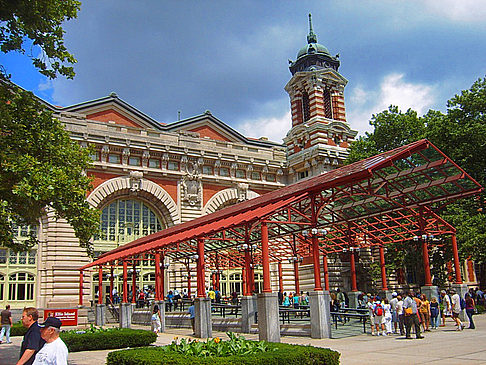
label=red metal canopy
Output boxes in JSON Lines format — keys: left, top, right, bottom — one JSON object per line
{"left": 81, "top": 139, "right": 483, "bottom": 271}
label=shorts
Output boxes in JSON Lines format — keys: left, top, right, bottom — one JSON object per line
{"left": 452, "top": 312, "right": 460, "bottom": 319}
{"left": 391, "top": 312, "right": 398, "bottom": 322}
{"left": 374, "top": 315, "right": 384, "bottom": 324}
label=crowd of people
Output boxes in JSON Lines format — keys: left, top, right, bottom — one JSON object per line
{"left": 0, "top": 305, "right": 68, "bottom": 364}
{"left": 278, "top": 290, "right": 310, "bottom": 308}
{"left": 354, "top": 287, "right": 483, "bottom": 339}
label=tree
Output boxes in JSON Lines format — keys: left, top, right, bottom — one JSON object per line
{"left": 346, "top": 78, "right": 486, "bottom": 281}
{"left": 1, "top": 0, "right": 80, "bottom": 79}
{"left": 0, "top": 0, "right": 100, "bottom": 254}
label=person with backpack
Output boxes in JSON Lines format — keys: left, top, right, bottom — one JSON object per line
{"left": 403, "top": 291, "right": 424, "bottom": 339}
{"left": 373, "top": 296, "right": 386, "bottom": 336}
{"left": 450, "top": 288, "right": 464, "bottom": 330}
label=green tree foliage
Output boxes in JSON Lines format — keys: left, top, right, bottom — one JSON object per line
{"left": 0, "top": 0, "right": 99, "bottom": 254}
{"left": 346, "top": 77, "right": 486, "bottom": 266}
{"left": 0, "top": 0, "right": 80, "bottom": 79}
{"left": 0, "top": 84, "right": 99, "bottom": 253}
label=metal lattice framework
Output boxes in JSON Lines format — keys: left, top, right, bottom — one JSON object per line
{"left": 81, "top": 140, "right": 482, "bottom": 276}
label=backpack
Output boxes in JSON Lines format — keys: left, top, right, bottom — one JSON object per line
{"left": 374, "top": 303, "right": 383, "bottom": 316}
{"left": 460, "top": 297, "right": 466, "bottom": 310}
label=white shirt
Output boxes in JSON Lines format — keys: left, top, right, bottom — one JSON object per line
{"left": 390, "top": 297, "right": 398, "bottom": 311}
{"left": 396, "top": 300, "right": 404, "bottom": 315}
{"left": 32, "top": 337, "right": 68, "bottom": 365}
{"left": 451, "top": 293, "right": 461, "bottom": 314}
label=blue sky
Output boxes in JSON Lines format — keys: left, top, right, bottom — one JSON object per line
{"left": 3, "top": 0, "right": 486, "bottom": 143}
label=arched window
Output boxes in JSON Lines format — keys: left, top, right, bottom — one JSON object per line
{"left": 302, "top": 92, "right": 310, "bottom": 122}
{"left": 8, "top": 272, "right": 35, "bottom": 301}
{"left": 94, "top": 199, "right": 164, "bottom": 246}
{"left": 323, "top": 89, "right": 333, "bottom": 119}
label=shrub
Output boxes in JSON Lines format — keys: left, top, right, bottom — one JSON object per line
{"left": 60, "top": 327, "right": 157, "bottom": 352}
{"left": 476, "top": 304, "right": 484, "bottom": 314}
{"left": 107, "top": 340, "right": 340, "bottom": 365}
{"left": 11, "top": 322, "right": 28, "bottom": 337}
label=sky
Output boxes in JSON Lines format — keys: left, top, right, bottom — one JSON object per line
{"left": 3, "top": 0, "right": 486, "bottom": 143}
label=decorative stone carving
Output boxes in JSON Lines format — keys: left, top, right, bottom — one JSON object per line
{"left": 181, "top": 173, "right": 202, "bottom": 207}
{"left": 236, "top": 183, "right": 249, "bottom": 202}
{"left": 101, "top": 145, "right": 109, "bottom": 161}
{"left": 142, "top": 150, "right": 150, "bottom": 168}
{"left": 129, "top": 171, "right": 143, "bottom": 193}
{"left": 122, "top": 148, "right": 130, "bottom": 165}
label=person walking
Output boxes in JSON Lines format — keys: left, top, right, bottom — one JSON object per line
{"left": 188, "top": 301, "right": 195, "bottom": 335}
{"left": 383, "top": 298, "right": 393, "bottom": 335}
{"left": 450, "top": 289, "right": 464, "bottom": 330}
{"left": 430, "top": 297, "right": 440, "bottom": 329}
{"left": 151, "top": 305, "right": 162, "bottom": 333}
{"left": 419, "top": 294, "right": 431, "bottom": 332}
{"left": 372, "top": 296, "right": 386, "bottom": 336}
{"left": 0, "top": 304, "right": 13, "bottom": 344}
{"left": 440, "top": 290, "right": 452, "bottom": 326}
{"left": 465, "top": 293, "right": 476, "bottom": 329}
{"left": 389, "top": 292, "right": 399, "bottom": 334}
{"left": 17, "top": 307, "right": 46, "bottom": 365}
{"left": 32, "top": 317, "right": 68, "bottom": 365}
{"left": 403, "top": 291, "right": 423, "bottom": 339}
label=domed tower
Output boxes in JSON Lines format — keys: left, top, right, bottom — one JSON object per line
{"left": 284, "top": 14, "right": 357, "bottom": 182}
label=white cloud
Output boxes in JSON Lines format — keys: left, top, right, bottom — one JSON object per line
{"left": 347, "top": 73, "right": 437, "bottom": 135}
{"left": 238, "top": 111, "right": 291, "bottom": 144}
{"left": 37, "top": 79, "right": 52, "bottom": 92}
{"left": 422, "top": 0, "right": 486, "bottom": 23}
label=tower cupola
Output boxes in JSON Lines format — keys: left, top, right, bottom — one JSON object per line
{"left": 289, "top": 14, "right": 340, "bottom": 75}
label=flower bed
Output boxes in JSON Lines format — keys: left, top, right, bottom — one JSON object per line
{"left": 60, "top": 326, "right": 157, "bottom": 352}
{"left": 107, "top": 333, "right": 340, "bottom": 365}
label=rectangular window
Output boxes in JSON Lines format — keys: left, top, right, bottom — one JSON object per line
{"left": 236, "top": 170, "right": 246, "bottom": 178}
{"left": 0, "top": 249, "right": 6, "bottom": 264}
{"left": 9, "top": 251, "right": 17, "bottom": 264}
{"left": 28, "top": 250, "right": 36, "bottom": 265}
{"left": 108, "top": 154, "right": 121, "bottom": 164}
{"left": 90, "top": 151, "right": 100, "bottom": 161}
{"left": 202, "top": 165, "right": 213, "bottom": 175}
{"left": 251, "top": 172, "right": 260, "bottom": 180}
{"left": 128, "top": 156, "right": 141, "bottom": 166}
{"left": 167, "top": 162, "right": 179, "bottom": 171}
{"left": 266, "top": 174, "right": 276, "bottom": 182}
{"left": 220, "top": 167, "right": 229, "bottom": 177}
{"left": 148, "top": 158, "right": 160, "bottom": 168}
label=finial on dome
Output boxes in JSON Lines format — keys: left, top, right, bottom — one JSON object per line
{"left": 307, "top": 13, "right": 317, "bottom": 44}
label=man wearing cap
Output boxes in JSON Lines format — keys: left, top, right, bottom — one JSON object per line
{"left": 33, "top": 317, "right": 68, "bottom": 364}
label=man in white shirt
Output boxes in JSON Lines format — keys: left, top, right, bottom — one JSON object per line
{"left": 450, "top": 289, "right": 464, "bottom": 331}
{"left": 33, "top": 317, "right": 68, "bottom": 365}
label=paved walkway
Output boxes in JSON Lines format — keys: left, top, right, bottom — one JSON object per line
{"left": 1, "top": 315, "right": 485, "bottom": 364}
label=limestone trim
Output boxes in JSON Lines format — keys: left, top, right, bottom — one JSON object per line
{"left": 202, "top": 187, "right": 259, "bottom": 215}
{"left": 87, "top": 176, "right": 180, "bottom": 226}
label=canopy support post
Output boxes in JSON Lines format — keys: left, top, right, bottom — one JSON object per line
{"left": 379, "top": 245, "right": 388, "bottom": 291}
{"left": 79, "top": 271, "right": 83, "bottom": 306}
{"left": 195, "top": 238, "right": 212, "bottom": 338}
{"left": 155, "top": 252, "right": 161, "bottom": 300}
{"left": 322, "top": 254, "right": 329, "bottom": 291}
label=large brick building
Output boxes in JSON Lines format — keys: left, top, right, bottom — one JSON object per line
{"left": 1, "top": 16, "right": 478, "bottom": 310}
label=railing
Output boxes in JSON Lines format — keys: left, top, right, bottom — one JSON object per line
{"left": 211, "top": 303, "right": 241, "bottom": 318}
{"left": 106, "top": 299, "right": 120, "bottom": 321}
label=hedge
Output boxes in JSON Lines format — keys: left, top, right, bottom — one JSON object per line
{"left": 60, "top": 328, "right": 157, "bottom": 352}
{"left": 106, "top": 342, "right": 340, "bottom": 365}
{"left": 11, "top": 322, "right": 28, "bottom": 337}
